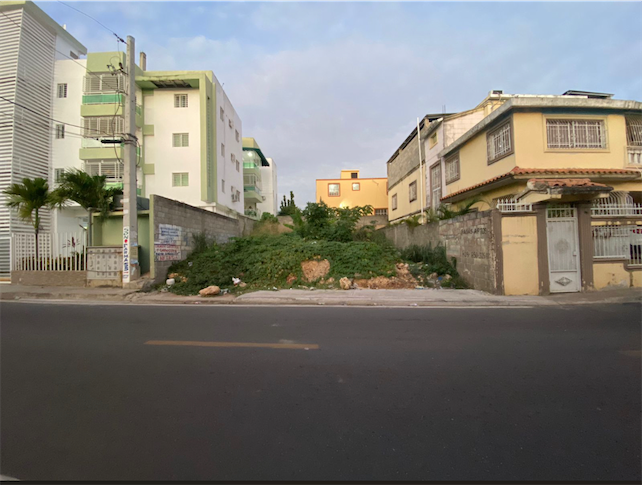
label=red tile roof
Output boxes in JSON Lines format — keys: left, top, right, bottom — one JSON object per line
{"left": 442, "top": 167, "right": 641, "bottom": 200}
{"left": 527, "top": 178, "right": 610, "bottom": 189}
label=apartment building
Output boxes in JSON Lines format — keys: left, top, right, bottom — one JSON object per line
{"left": 316, "top": 170, "right": 388, "bottom": 216}
{"left": 258, "top": 157, "right": 278, "bottom": 216}
{"left": 386, "top": 91, "right": 509, "bottom": 223}
{"left": 435, "top": 90, "right": 642, "bottom": 294}
{"left": 0, "top": 0, "right": 87, "bottom": 275}
{"left": 241, "top": 137, "right": 270, "bottom": 219}
{"left": 51, "top": 50, "right": 244, "bottom": 233}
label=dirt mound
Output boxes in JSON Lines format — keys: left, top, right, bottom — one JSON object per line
{"left": 301, "top": 259, "right": 330, "bottom": 282}
{"left": 354, "top": 263, "right": 417, "bottom": 289}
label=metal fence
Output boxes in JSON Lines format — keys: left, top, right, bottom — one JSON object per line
{"left": 593, "top": 224, "right": 642, "bottom": 266}
{"left": 12, "top": 232, "right": 87, "bottom": 271}
{"left": 592, "top": 192, "right": 642, "bottom": 217}
{"left": 496, "top": 197, "right": 534, "bottom": 213}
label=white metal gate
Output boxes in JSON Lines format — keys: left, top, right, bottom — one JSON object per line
{"left": 546, "top": 205, "right": 581, "bottom": 293}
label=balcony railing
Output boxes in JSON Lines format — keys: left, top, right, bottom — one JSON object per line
{"left": 84, "top": 73, "right": 125, "bottom": 94}
{"left": 592, "top": 191, "right": 642, "bottom": 217}
{"left": 84, "top": 160, "right": 124, "bottom": 182}
{"left": 243, "top": 161, "right": 260, "bottom": 170}
{"left": 627, "top": 146, "right": 642, "bottom": 166}
{"left": 82, "top": 93, "right": 124, "bottom": 105}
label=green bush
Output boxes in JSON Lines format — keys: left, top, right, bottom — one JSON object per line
{"left": 399, "top": 243, "right": 466, "bottom": 288}
{"left": 168, "top": 233, "right": 399, "bottom": 295}
{"left": 291, "top": 201, "right": 373, "bottom": 242}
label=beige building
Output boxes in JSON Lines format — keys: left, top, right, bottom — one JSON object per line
{"left": 316, "top": 170, "right": 388, "bottom": 216}
{"left": 435, "top": 90, "right": 642, "bottom": 295}
{"left": 386, "top": 91, "right": 509, "bottom": 222}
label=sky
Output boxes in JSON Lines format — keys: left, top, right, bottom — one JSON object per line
{"left": 38, "top": 1, "right": 642, "bottom": 206}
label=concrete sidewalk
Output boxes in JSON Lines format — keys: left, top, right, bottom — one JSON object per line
{"left": 1, "top": 283, "right": 639, "bottom": 307}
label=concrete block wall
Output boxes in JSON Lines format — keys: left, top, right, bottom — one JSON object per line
{"left": 151, "top": 195, "right": 252, "bottom": 283}
{"left": 381, "top": 210, "right": 498, "bottom": 293}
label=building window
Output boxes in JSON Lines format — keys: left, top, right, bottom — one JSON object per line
{"left": 351, "top": 172, "right": 358, "bottom": 179}
{"left": 391, "top": 194, "right": 398, "bottom": 211}
{"left": 83, "top": 116, "right": 124, "bottom": 137}
{"left": 231, "top": 153, "right": 236, "bottom": 163}
{"left": 172, "top": 133, "right": 189, "bottom": 147}
{"left": 236, "top": 160, "right": 240, "bottom": 172}
{"left": 55, "top": 124, "right": 65, "bottom": 139}
{"left": 352, "top": 182, "right": 360, "bottom": 191}
{"left": 626, "top": 116, "right": 642, "bottom": 146}
{"left": 57, "top": 83, "right": 67, "bottom": 98}
{"left": 409, "top": 181, "right": 417, "bottom": 202}
{"left": 54, "top": 168, "right": 65, "bottom": 183}
{"left": 445, "top": 154, "right": 460, "bottom": 184}
{"left": 69, "top": 51, "right": 78, "bottom": 60}
{"left": 174, "top": 94, "right": 188, "bottom": 108}
{"left": 429, "top": 132, "right": 438, "bottom": 149}
{"left": 235, "top": 130, "right": 240, "bottom": 142}
{"left": 487, "top": 121, "right": 512, "bottom": 163}
{"left": 220, "top": 107, "right": 224, "bottom": 121}
{"left": 221, "top": 143, "right": 225, "bottom": 157}
{"left": 431, "top": 164, "right": 442, "bottom": 208}
{"left": 221, "top": 179, "right": 225, "bottom": 193}
{"left": 546, "top": 119, "right": 606, "bottom": 149}
{"left": 375, "top": 208, "right": 388, "bottom": 216}
{"left": 328, "top": 183, "right": 340, "bottom": 197}
{"left": 229, "top": 119, "right": 234, "bottom": 129}
{"left": 172, "top": 173, "right": 189, "bottom": 186}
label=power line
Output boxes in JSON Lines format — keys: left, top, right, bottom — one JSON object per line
{"left": 0, "top": 11, "right": 105, "bottom": 79}
{"left": 0, "top": 95, "right": 113, "bottom": 137}
{"left": 55, "top": 0, "right": 125, "bottom": 43}
{"left": 0, "top": 110, "right": 96, "bottom": 140}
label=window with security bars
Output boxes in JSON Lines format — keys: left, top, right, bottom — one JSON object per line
{"left": 431, "top": 164, "right": 441, "bottom": 208}
{"left": 172, "top": 133, "right": 189, "bottom": 147}
{"left": 172, "top": 173, "right": 189, "bottom": 186}
{"left": 57, "top": 83, "right": 67, "bottom": 98}
{"left": 83, "top": 117, "right": 124, "bottom": 137}
{"left": 592, "top": 223, "right": 641, "bottom": 265}
{"left": 409, "top": 181, "right": 417, "bottom": 202}
{"left": 445, "top": 154, "right": 460, "bottom": 184}
{"left": 391, "top": 194, "right": 398, "bottom": 211}
{"left": 54, "top": 168, "right": 65, "bottom": 183}
{"left": 174, "top": 94, "right": 188, "bottom": 108}
{"left": 375, "top": 208, "right": 388, "bottom": 216}
{"left": 546, "top": 119, "right": 606, "bottom": 149}
{"left": 328, "top": 183, "right": 340, "bottom": 197}
{"left": 626, "top": 117, "right": 642, "bottom": 146}
{"left": 55, "top": 124, "right": 65, "bottom": 139}
{"left": 487, "top": 122, "right": 512, "bottom": 162}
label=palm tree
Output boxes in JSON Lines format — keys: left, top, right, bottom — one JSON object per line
{"left": 3, "top": 177, "right": 55, "bottom": 261}
{"left": 51, "top": 169, "right": 122, "bottom": 246}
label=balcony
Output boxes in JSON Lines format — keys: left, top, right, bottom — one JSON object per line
{"left": 82, "top": 93, "right": 124, "bottom": 105}
{"left": 627, "top": 146, "right": 642, "bottom": 166}
{"left": 244, "top": 209, "right": 261, "bottom": 220}
{"left": 84, "top": 160, "right": 124, "bottom": 183}
{"left": 244, "top": 186, "right": 262, "bottom": 204}
{"left": 84, "top": 73, "right": 125, "bottom": 94}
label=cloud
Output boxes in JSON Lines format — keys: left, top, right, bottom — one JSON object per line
{"left": 37, "top": 1, "right": 642, "bottom": 205}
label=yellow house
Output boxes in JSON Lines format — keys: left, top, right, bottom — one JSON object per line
{"left": 316, "top": 170, "right": 388, "bottom": 216}
{"left": 433, "top": 90, "right": 642, "bottom": 295}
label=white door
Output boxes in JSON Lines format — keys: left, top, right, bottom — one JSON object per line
{"left": 546, "top": 205, "right": 581, "bottom": 293}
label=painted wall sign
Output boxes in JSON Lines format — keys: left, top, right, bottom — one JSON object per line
{"left": 154, "top": 224, "right": 182, "bottom": 262}
{"left": 123, "top": 226, "right": 130, "bottom": 279}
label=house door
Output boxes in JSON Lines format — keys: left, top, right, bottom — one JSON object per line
{"left": 546, "top": 205, "right": 581, "bottom": 293}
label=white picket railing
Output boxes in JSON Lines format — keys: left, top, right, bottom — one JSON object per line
{"left": 12, "top": 232, "right": 87, "bottom": 271}
{"left": 592, "top": 192, "right": 642, "bottom": 217}
{"left": 627, "top": 146, "right": 642, "bottom": 166}
{"left": 496, "top": 197, "right": 533, "bottom": 213}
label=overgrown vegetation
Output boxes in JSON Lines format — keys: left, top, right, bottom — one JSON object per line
{"left": 278, "top": 191, "right": 298, "bottom": 216}
{"left": 168, "top": 201, "right": 465, "bottom": 295}
{"left": 400, "top": 244, "right": 467, "bottom": 289}
{"left": 168, "top": 233, "right": 398, "bottom": 295}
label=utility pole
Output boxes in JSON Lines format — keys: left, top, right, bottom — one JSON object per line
{"left": 416, "top": 117, "right": 424, "bottom": 224}
{"left": 122, "top": 35, "right": 139, "bottom": 286}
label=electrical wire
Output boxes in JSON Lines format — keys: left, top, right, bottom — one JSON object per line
{"left": 0, "top": 95, "right": 110, "bottom": 137}
{"left": 0, "top": 11, "right": 105, "bottom": 79}
{"left": 55, "top": 0, "right": 125, "bottom": 43}
{"left": 0, "top": 110, "right": 97, "bottom": 140}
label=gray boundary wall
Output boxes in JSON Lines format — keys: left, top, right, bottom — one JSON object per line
{"left": 150, "top": 195, "right": 255, "bottom": 283}
{"left": 381, "top": 210, "right": 499, "bottom": 293}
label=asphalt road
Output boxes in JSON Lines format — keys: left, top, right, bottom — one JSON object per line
{"left": 1, "top": 302, "right": 640, "bottom": 481}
